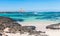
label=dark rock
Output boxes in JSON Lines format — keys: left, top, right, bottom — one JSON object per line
{"left": 46, "top": 23, "right": 60, "bottom": 29}
{"left": 28, "top": 30, "right": 45, "bottom": 35}
{"left": 0, "top": 16, "right": 22, "bottom": 33}
{"left": 20, "top": 26, "right": 36, "bottom": 34}
{"left": 0, "top": 33, "right": 2, "bottom": 36}
{"left": 21, "top": 26, "right": 36, "bottom": 31}
{"left": 0, "top": 16, "right": 15, "bottom": 23}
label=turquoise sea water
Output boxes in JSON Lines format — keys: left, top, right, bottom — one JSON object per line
{"left": 0, "top": 12, "right": 60, "bottom": 22}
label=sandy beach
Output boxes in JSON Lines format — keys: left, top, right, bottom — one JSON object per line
{"left": 2, "top": 20, "right": 60, "bottom": 36}
{"left": 17, "top": 20, "right": 60, "bottom": 36}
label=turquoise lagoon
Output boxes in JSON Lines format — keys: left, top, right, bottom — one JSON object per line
{"left": 0, "top": 12, "right": 60, "bottom": 23}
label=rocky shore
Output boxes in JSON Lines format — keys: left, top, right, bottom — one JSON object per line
{"left": 0, "top": 16, "right": 48, "bottom": 36}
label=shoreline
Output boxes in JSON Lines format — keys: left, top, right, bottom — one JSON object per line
{"left": 18, "top": 20, "right": 59, "bottom": 31}
{"left": 17, "top": 21, "right": 60, "bottom": 36}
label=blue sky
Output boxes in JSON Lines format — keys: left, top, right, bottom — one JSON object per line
{"left": 0, "top": 0, "right": 60, "bottom": 11}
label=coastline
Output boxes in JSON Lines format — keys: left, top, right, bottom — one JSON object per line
{"left": 18, "top": 20, "right": 59, "bottom": 31}
{"left": 17, "top": 20, "right": 60, "bottom": 36}
{"left": 0, "top": 12, "right": 60, "bottom": 36}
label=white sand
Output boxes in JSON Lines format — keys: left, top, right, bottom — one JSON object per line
{"left": 19, "top": 20, "right": 59, "bottom": 31}
{"left": 46, "top": 29, "right": 60, "bottom": 36}
{"left": 4, "top": 20, "right": 60, "bottom": 36}
{"left": 4, "top": 33, "right": 21, "bottom": 36}
{"left": 18, "top": 20, "right": 60, "bottom": 36}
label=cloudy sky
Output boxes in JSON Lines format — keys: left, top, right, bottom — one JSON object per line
{"left": 0, "top": 0, "right": 60, "bottom": 11}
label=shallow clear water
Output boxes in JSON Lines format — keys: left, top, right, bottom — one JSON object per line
{"left": 0, "top": 12, "right": 60, "bottom": 22}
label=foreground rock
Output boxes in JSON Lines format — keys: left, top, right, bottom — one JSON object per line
{"left": 0, "top": 16, "right": 48, "bottom": 36}
{"left": 0, "top": 16, "right": 22, "bottom": 33}
{"left": 0, "top": 33, "right": 2, "bottom": 36}
{"left": 20, "top": 26, "right": 47, "bottom": 36}
{"left": 20, "top": 26, "right": 36, "bottom": 34}
{"left": 29, "top": 30, "right": 45, "bottom": 35}
{"left": 46, "top": 23, "right": 60, "bottom": 29}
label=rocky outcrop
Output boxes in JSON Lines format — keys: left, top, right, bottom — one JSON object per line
{"left": 0, "top": 16, "right": 22, "bottom": 33}
{"left": 0, "top": 16, "right": 47, "bottom": 36}
{"left": 28, "top": 30, "right": 45, "bottom": 35}
{"left": 0, "top": 33, "right": 2, "bottom": 36}
{"left": 20, "top": 26, "right": 36, "bottom": 34}
{"left": 46, "top": 23, "right": 60, "bottom": 29}
{"left": 20, "top": 26, "right": 47, "bottom": 36}
{"left": 21, "top": 26, "right": 36, "bottom": 31}
{"left": 26, "top": 30, "right": 47, "bottom": 36}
